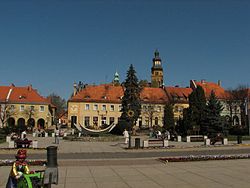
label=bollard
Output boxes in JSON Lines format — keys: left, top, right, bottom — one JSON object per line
{"left": 6, "top": 136, "right": 11, "bottom": 143}
{"left": 223, "top": 138, "right": 228, "bottom": 145}
{"left": 33, "top": 140, "right": 38, "bottom": 148}
{"left": 204, "top": 138, "right": 210, "bottom": 146}
{"left": 143, "top": 140, "right": 149, "bottom": 148}
{"left": 186, "top": 136, "right": 191, "bottom": 142}
{"left": 44, "top": 146, "right": 58, "bottom": 185}
{"left": 32, "top": 133, "right": 36, "bottom": 137}
{"left": 177, "top": 136, "right": 182, "bottom": 142}
{"left": 45, "top": 132, "right": 48, "bottom": 137}
{"left": 47, "top": 146, "right": 58, "bottom": 167}
{"left": 9, "top": 141, "right": 15, "bottom": 148}
{"left": 163, "top": 140, "right": 169, "bottom": 147}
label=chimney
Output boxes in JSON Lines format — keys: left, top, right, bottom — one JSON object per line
{"left": 218, "top": 80, "right": 221, "bottom": 86}
{"left": 73, "top": 82, "right": 77, "bottom": 96}
{"left": 28, "top": 85, "right": 32, "bottom": 91}
{"left": 201, "top": 79, "right": 206, "bottom": 84}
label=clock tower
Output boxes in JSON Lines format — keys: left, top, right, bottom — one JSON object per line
{"left": 151, "top": 50, "right": 163, "bottom": 88}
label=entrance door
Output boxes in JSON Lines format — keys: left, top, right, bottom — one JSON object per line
{"left": 71, "top": 116, "right": 77, "bottom": 128}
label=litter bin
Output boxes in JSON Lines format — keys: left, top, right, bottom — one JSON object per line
{"left": 47, "top": 146, "right": 58, "bottom": 167}
{"left": 135, "top": 138, "right": 140, "bottom": 149}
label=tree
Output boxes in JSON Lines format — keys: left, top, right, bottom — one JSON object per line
{"left": 47, "top": 93, "right": 67, "bottom": 119}
{"left": 142, "top": 104, "right": 157, "bottom": 128}
{"left": 0, "top": 103, "right": 17, "bottom": 128}
{"left": 120, "top": 64, "right": 141, "bottom": 134}
{"left": 163, "top": 103, "right": 174, "bottom": 131}
{"left": 203, "top": 91, "right": 224, "bottom": 136}
{"left": 188, "top": 86, "right": 207, "bottom": 134}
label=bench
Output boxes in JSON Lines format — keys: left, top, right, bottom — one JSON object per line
{"left": 144, "top": 139, "right": 168, "bottom": 148}
{"left": 186, "top": 135, "right": 205, "bottom": 142}
{"left": 14, "top": 139, "right": 32, "bottom": 148}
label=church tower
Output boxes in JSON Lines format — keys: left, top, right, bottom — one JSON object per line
{"left": 151, "top": 49, "right": 163, "bottom": 88}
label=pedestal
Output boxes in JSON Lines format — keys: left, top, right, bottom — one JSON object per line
{"left": 186, "top": 136, "right": 191, "bottom": 142}
{"left": 204, "top": 138, "right": 210, "bottom": 146}
{"left": 143, "top": 140, "right": 149, "bottom": 148}
{"left": 177, "top": 136, "right": 182, "bottom": 142}
{"left": 6, "top": 136, "right": 11, "bottom": 143}
{"left": 223, "top": 138, "right": 228, "bottom": 145}
{"left": 163, "top": 140, "right": 169, "bottom": 147}
{"left": 9, "top": 141, "right": 14, "bottom": 148}
{"left": 33, "top": 140, "right": 38, "bottom": 148}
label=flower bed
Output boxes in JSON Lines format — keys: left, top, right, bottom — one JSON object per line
{"left": 159, "top": 154, "right": 250, "bottom": 163}
{"left": 0, "top": 159, "right": 46, "bottom": 166}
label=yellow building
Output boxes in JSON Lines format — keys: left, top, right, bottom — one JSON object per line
{"left": 165, "top": 87, "right": 192, "bottom": 121}
{"left": 0, "top": 84, "right": 56, "bottom": 130}
{"left": 68, "top": 84, "right": 123, "bottom": 128}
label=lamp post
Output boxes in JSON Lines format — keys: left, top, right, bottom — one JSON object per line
{"left": 127, "top": 110, "right": 134, "bottom": 149}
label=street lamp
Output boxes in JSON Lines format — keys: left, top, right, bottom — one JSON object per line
{"left": 127, "top": 110, "right": 134, "bottom": 149}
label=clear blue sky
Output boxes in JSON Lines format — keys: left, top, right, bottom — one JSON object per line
{"left": 0, "top": 0, "right": 249, "bottom": 100}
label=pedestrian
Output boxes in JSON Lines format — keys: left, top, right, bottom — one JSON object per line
{"left": 54, "top": 126, "right": 60, "bottom": 144}
{"left": 123, "top": 129, "right": 129, "bottom": 144}
{"left": 6, "top": 149, "right": 30, "bottom": 188}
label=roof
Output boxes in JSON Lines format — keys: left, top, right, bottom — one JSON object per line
{"left": 165, "top": 87, "right": 192, "bottom": 103}
{"left": 69, "top": 84, "right": 169, "bottom": 104}
{"left": 140, "top": 87, "right": 168, "bottom": 104}
{"left": 69, "top": 84, "right": 124, "bottom": 103}
{"left": 0, "top": 85, "right": 50, "bottom": 104}
{"left": 194, "top": 81, "right": 227, "bottom": 99}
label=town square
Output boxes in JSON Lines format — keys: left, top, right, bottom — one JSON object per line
{"left": 0, "top": 0, "right": 250, "bottom": 187}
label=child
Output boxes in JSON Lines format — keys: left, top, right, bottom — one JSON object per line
{"left": 6, "top": 149, "right": 30, "bottom": 188}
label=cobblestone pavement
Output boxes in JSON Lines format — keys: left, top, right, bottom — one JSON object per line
{"left": 1, "top": 135, "right": 250, "bottom": 187}
{"left": 1, "top": 159, "right": 250, "bottom": 188}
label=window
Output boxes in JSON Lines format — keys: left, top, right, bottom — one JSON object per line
{"left": 10, "top": 105, "right": 15, "bottom": 111}
{"left": 30, "top": 106, "right": 35, "bottom": 111}
{"left": 110, "top": 105, "right": 114, "bottom": 111}
{"left": 110, "top": 117, "right": 115, "bottom": 125}
{"left": 93, "top": 117, "right": 98, "bottom": 126}
{"left": 101, "top": 116, "right": 107, "bottom": 125}
{"left": 85, "top": 104, "right": 90, "bottom": 110}
{"left": 157, "top": 106, "right": 161, "bottom": 112}
{"left": 84, "top": 116, "right": 90, "bottom": 127}
{"left": 155, "top": 117, "right": 159, "bottom": 125}
{"left": 102, "top": 105, "right": 106, "bottom": 111}
{"left": 20, "top": 105, "right": 24, "bottom": 112}
{"left": 93, "top": 104, "right": 98, "bottom": 111}
{"left": 39, "top": 106, "right": 45, "bottom": 112}
{"left": 119, "top": 105, "right": 122, "bottom": 111}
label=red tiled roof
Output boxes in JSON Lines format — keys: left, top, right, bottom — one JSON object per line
{"left": 69, "top": 84, "right": 168, "bottom": 104}
{"left": 165, "top": 87, "right": 192, "bottom": 102}
{"left": 0, "top": 85, "right": 49, "bottom": 104}
{"left": 194, "top": 81, "right": 227, "bottom": 99}
{"left": 69, "top": 84, "right": 124, "bottom": 103}
{"left": 140, "top": 87, "right": 168, "bottom": 104}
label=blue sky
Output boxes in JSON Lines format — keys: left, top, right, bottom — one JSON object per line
{"left": 0, "top": 0, "right": 249, "bottom": 99}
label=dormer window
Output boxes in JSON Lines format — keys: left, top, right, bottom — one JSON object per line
{"left": 102, "top": 96, "right": 107, "bottom": 99}
{"left": 84, "top": 95, "right": 90, "bottom": 99}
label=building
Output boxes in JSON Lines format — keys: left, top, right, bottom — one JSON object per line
{"left": 151, "top": 50, "right": 164, "bottom": 88}
{"left": 68, "top": 84, "right": 124, "bottom": 128}
{"left": 190, "top": 79, "right": 241, "bottom": 126}
{"left": 0, "top": 84, "right": 56, "bottom": 130}
{"left": 165, "top": 86, "right": 192, "bottom": 121}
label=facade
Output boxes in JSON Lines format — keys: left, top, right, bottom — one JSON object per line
{"left": 190, "top": 80, "right": 241, "bottom": 126}
{"left": 0, "top": 84, "right": 56, "bottom": 130}
{"left": 151, "top": 50, "right": 164, "bottom": 88}
{"left": 165, "top": 87, "right": 192, "bottom": 121}
{"left": 139, "top": 87, "right": 169, "bottom": 128}
{"left": 68, "top": 84, "right": 124, "bottom": 128}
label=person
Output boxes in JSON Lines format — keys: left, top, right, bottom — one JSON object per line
{"left": 123, "top": 129, "right": 129, "bottom": 144}
{"left": 157, "top": 130, "right": 162, "bottom": 139}
{"left": 6, "top": 149, "right": 30, "bottom": 188}
{"left": 21, "top": 130, "right": 27, "bottom": 140}
{"left": 54, "top": 126, "right": 60, "bottom": 144}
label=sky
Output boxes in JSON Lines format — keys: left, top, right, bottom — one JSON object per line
{"left": 0, "top": 0, "right": 249, "bottom": 100}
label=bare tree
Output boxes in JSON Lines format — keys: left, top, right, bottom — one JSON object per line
{"left": 0, "top": 103, "right": 17, "bottom": 127}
